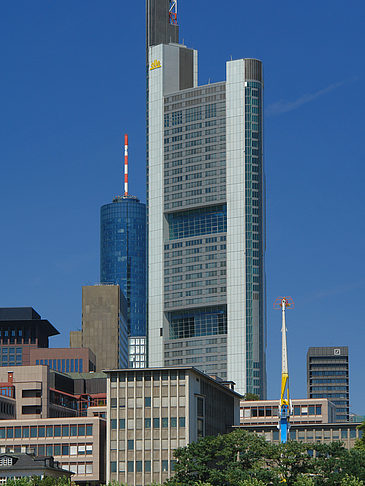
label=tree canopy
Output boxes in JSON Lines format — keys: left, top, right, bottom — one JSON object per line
{"left": 166, "top": 429, "right": 365, "bottom": 486}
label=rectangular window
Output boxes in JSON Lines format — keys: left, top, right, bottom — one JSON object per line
{"left": 171, "top": 417, "right": 177, "bottom": 427}
{"left": 54, "top": 444, "right": 61, "bottom": 456}
{"left": 30, "top": 426, "right": 37, "bottom": 438}
{"left": 111, "top": 419, "right": 117, "bottom": 430}
{"left": 162, "top": 417, "right": 169, "bottom": 428}
{"left": 15, "top": 427, "right": 21, "bottom": 438}
{"left": 54, "top": 425, "right": 61, "bottom": 437}
{"left": 119, "top": 419, "right": 125, "bottom": 429}
{"left": 128, "top": 440, "right": 134, "bottom": 450}
{"left": 179, "top": 417, "right": 186, "bottom": 427}
{"left": 153, "top": 418, "right": 160, "bottom": 428}
{"left": 145, "top": 460, "right": 151, "bottom": 472}
{"left": 46, "top": 426, "right": 53, "bottom": 437}
{"left": 22, "top": 427, "right": 29, "bottom": 438}
{"left": 110, "top": 461, "right": 117, "bottom": 473}
{"left": 46, "top": 445, "right": 53, "bottom": 456}
{"left": 62, "top": 425, "right": 69, "bottom": 437}
{"left": 127, "top": 461, "right": 134, "bottom": 473}
{"left": 136, "top": 461, "right": 142, "bottom": 472}
{"left": 86, "top": 424, "right": 93, "bottom": 436}
{"left": 78, "top": 424, "right": 85, "bottom": 436}
{"left": 38, "top": 426, "right": 45, "bottom": 437}
{"left": 79, "top": 359, "right": 83, "bottom": 373}
{"left": 145, "top": 397, "right": 151, "bottom": 407}
{"left": 145, "top": 418, "right": 151, "bottom": 428}
{"left": 162, "top": 460, "right": 169, "bottom": 472}
{"left": 62, "top": 444, "right": 69, "bottom": 455}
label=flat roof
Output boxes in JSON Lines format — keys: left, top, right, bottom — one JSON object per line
{"left": 0, "top": 319, "right": 59, "bottom": 337}
{"left": 103, "top": 366, "right": 243, "bottom": 398}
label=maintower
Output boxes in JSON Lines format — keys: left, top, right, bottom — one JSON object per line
{"left": 146, "top": 0, "right": 266, "bottom": 397}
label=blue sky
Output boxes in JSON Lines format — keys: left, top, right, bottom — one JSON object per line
{"left": 1, "top": 1, "right": 364, "bottom": 411}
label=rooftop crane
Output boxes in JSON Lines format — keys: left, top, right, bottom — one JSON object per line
{"left": 274, "top": 296, "right": 294, "bottom": 443}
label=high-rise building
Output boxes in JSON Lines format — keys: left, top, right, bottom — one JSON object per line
{"left": 100, "top": 137, "right": 147, "bottom": 368}
{"left": 307, "top": 346, "right": 349, "bottom": 422}
{"left": 80, "top": 285, "right": 128, "bottom": 371}
{"left": 146, "top": 0, "right": 266, "bottom": 397}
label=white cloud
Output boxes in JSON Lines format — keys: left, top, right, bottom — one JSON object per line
{"left": 266, "top": 81, "right": 346, "bottom": 117}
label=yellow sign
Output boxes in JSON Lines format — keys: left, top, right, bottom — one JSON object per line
{"left": 150, "top": 60, "right": 161, "bottom": 70}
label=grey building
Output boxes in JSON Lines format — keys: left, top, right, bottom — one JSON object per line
{"left": 307, "top": 346, "right": 349, "bottom": 422}
{"left": 105, "top": 366, "right": 241, "bottom": 485}
{"left": 147, "top": 0, "right": 266, "bottom": 397}
{"left": 0, "top": 453, "right": 72, "bottom": 482}
{"left": 71, "top": 285, "right": 128, "bottom": 372}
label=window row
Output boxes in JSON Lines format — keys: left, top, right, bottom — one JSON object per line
{"left": 35, "top": 358, "right": 84, "bottom": 373}
{"left": 111, "top": 459, "right": 176, "bottom": 474}
{"left": 0, "top": 424, "right": 93, "bottom": 439}
{"left": 111, "top": 417, "right": 185, "bottom": 430}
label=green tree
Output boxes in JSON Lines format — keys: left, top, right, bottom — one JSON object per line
{"left": 354, "top": 421, "right": 365, "bottom": 451}
{"left": 242, "top": 393, "right": 260, "bottom": 401}
{"left": 340, "top": 474, "right": 364, "bottom": 486}
{"left": 166, "top": 429, "right": 365, "bottom": 486}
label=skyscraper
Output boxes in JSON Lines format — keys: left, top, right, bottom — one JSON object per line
{"left": 100, "top": 138, "right": 147, "bottom": 368}
{"left": 307, "top": 346, "right": 349, "bottom": 422}
{"left": 147, "top": 0, "right": 266, "bottom": 397}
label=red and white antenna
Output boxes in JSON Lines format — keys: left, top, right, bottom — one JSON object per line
{"left": 169, "top": 0, "right": 178, "bottom": 25}
{"left": 124, "top": 133, "right": 128, "bottom": 196}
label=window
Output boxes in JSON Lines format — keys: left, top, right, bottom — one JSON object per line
{"left": 153, "top": 418, "right": 160, "bottom": 428}
{"left": 62, "top": 445, "right": 69, "bottom": 455}
{"left": 62, "top": 425, "right": 69, "bottom": 437}
{"left": 136, "top": 461, "right": 142, "bottom": 472}
{"left": 54, "top": 426, "right": 61, "bottom": 437}
{"left": 110, "top": 461, "right": 117, "bottom": 473}
{"left": 30, "top": 426, "right": 37, "bottom": 438}
{"left": 14, "top": 427, "right": 21, "bottom": 438}
{"left": 70, "top": 425, "right": 77, "bottom": 436}
{"left": 128, "top": 440, "right": 134, "bottom": 450}
{"left": 22, "top": 427, "right": 29, "bottom": 438}
{"left": 171, "top": 417, "right": 177, "bottom": 427}
{"left": 145, "top": 460, "right": 151, "bottom": 472}
{"left": 54, "top": 445, "right": 61, "bottom": 456}
{"left": 119, "top": 419, "right": 125, "bottom": 429}
{"left": 179, "top": 417, "right": 185, "bottom": 427}
{"left": 38, "top": 426, "right": 45, "bottom": 437}
{"left": 145, "top": 418, "right": 151, "bottom": 428}
{"left": 46, "top": 426, "right": 53, "bottom": 437}
{"left": 145, "top": 397, "right": 151, "bottom": 407}
{"left": 162, "top": 460, "right": 169, "bottom": 472}
{"left": 46, "top": 445, "right": 53, "bottom": 456}
{"left": 86, "top": 424, "right": 93, "bottom": 436}
{"left": 127, "top": 461, "right": 134, "bottom": 473}
{"left": 111, "top": 419, "right": 117, "bottom": 430}
{"left": 78, "top": 425, "right": 85, "bottom": 436}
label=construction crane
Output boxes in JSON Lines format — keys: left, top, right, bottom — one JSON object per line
{"left": 274, "top": 297, "right": 294, "bottom": 443}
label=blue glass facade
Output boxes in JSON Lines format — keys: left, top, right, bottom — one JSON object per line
{"left": 100, "top": 196, "right": 147, "bottom": 339}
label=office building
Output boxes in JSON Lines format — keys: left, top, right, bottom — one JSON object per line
{"left": 0, "top": 417, "right": 105, "bottom": 484}
{"left": 100, "top": 194, "right": 147, "bottom": 369}
{"left": 29, "top": 348, "right": 96, "bottom": 373}
{"left": 233, "top": 422, "right": 362, "bottom": 450}
{"left": 307, "top": 346, "right": 349, "bottom": 422}
{"left": 73, "top": 285, "right": 128, "bottom": 372}
{"left": 240, "top": 398, "right": 337, "bottom": 426}
{"left": 0, "top": 308, "right": 59, "bottom": 367}
{"left": 147, "top": 0, "right": 266, "bottom": 396}
{"left": 105, "top": 366, "right": 241, "bottom": 485}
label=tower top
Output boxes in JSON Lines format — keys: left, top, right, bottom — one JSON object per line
{"left": 146, "top": 0, "right": 179, "bottom": 51}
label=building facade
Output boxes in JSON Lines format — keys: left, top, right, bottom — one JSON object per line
{"left": 0, "top": 417, "right": 105, "bottom": 484}
{"left": 307, "top": 346, "right": 349, "bottom": 422}
{"left": 100, "top": 195, "right": 147, "bottom": 369}
{"left": 29, "top": 348, "right": 96, "bottom": 373}
{"left": 79, "top": 285, "right": 128, "bottom": 371}
{"left": 240, "top": 398, "right": 337, "bottom": 426}
{"left": 147, "top": 0, "right": 266, "bottom": 397}
{"left": 0, "top": 453, "right": 72, "bottom": 482}
{"left": 0, "top": 308, "right": 59, "bottom": 367}
{"left": 234, "top": 423, "right": 362, "bottom": 450}
{"left": 105, "top": 367, "right": 241, "bottom": 485}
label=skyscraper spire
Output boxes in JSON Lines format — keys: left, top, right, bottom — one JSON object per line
{"left": 124, "top": 133, "right": 129, "bottom": 196}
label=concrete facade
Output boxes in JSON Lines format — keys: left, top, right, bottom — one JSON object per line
{"left": 233, "top": 422, "right": 362, "bottom": 450}
{"left": 29, "top": 347, "right": 96, "bottom": 373}
{"left": 0, "top": 417, "right": 105, "bottom": 484}
{"left": 81, "top": 285, "right": 128, "bottom": 371}
{"left": 240, "top": 398, "right": 337, "bottom": 426}
{"left": 105, "top": 367, "right": 241, "bottom": 486}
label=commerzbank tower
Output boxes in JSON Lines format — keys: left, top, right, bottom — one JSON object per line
{"left": 146, "top": 0, "right": 266, "bottom": 397}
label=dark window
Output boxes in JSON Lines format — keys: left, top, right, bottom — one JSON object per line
{"left": 46, "top": 426, "right": 53, "bottom": 437}
{"left": 54, "top": 426, "right": 61, "bottom": 437}
{"left": 38, "top": 426, "right": 45, "bottom": 437}
{"left": 62, "top": 425, "right": 69, "bottom": 437}
{"left": 86, "top": 424, "right": 93, "bottom": 436}
{"left": 128, "top": 440, "right": 134, "bottom": 450}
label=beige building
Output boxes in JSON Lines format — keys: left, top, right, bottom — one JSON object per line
{"left": 0, "top": 416, "right": 105, "bottom": 484}
{"left": 240, "top": 398, "right": 337, "bottom": 426}
{"left": 0, "top": 367, "right": 77, "bottom": 420}
{"left": 72, "top": 285, "right": 128, "bottom": 372}
{"left": 234, "top": 423, "right": 362, "bottom": 449}
{"left": 105, "top": 367, "right": 241, "bottom": 486}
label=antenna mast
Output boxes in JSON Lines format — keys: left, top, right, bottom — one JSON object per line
{"left": 274, "top": 296, "right": 294, "bottom": 443}
{"left": 124, "top": 134, "right": 128, "bottom": 196}
{"left": 169, "top": 0, "right": 178, "bottom": 25}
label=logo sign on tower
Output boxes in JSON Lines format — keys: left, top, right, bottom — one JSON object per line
{"left": 150, "top": 60, "right": 161, "bottom": 70}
